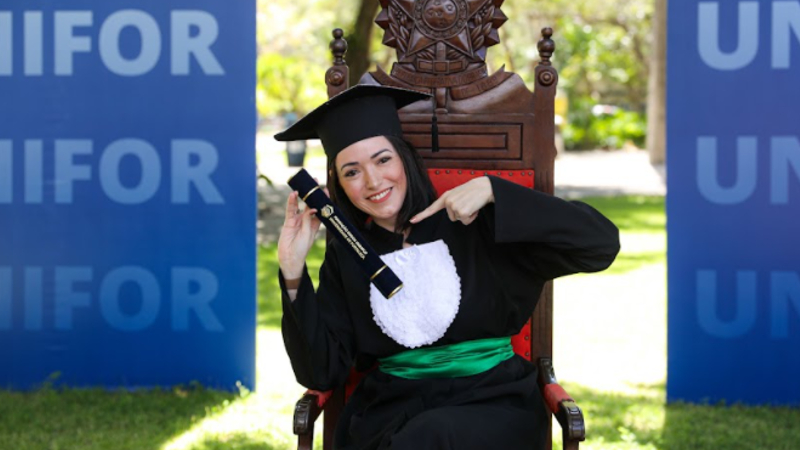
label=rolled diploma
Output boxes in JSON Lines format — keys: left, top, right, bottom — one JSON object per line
{"left": 288, "top": 169, "right": 403, "bottom": 299}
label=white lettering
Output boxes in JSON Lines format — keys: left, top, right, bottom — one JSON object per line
{"left": 0, "top": 268, "right": 10, "bottom": 330}
{"left": 25, "top": 140, "right": 43, "bottom": 204}
{"left": 770, "top": 137, "right": 800, "bottom": 204}
{"left": 171, "top": 11, "right": 224, "bottom": 75}
{"left": 697, "top": 270, "right": 757, "bottom": 338}
{"left": 100, "top": 266, "right": 161, "bottom": 331}
{"left": 54, "top": 11, "right": 93, "bottom": 76}
{"left": 24, "top": 11, "right": 43, "bottom": 76}
{"left": 771, "top": 271, "right": 800, "bottom": 338}
{"left": 54, "top": 266, "right": 92, "bottom": 330}
{"left": 0, "top": 140, "right": 11, "bottom": 203}
{"left": 171, "top": 267, "right": 223, "bottom": 331}
{"left": 99, "top": 10, "right": 161, "bottom": 76}
{"left": 1, "top": 266, "right": 224, "bottom": 331}
{"left": 2, "top": 138, "right": 225, "bottom": 204}
{"left": 171, "top": 140, "right": 224, "bottom": 204}
{"left": 0, "top": 12, "right": 10, "bottom": 75}
{"left": 25, "top": 267, "right": 43, "bottom": 330}
{"left": 2, "top": 10, "right": 225, "bottom": 76}
{"left": 54, "top": 140, "right": 93, "bottom": 204}
{"left": 698, "top": 2, "right": 759, "bottom": 70}
{"left": 772, "top": 1, "right": 800, "bottom": 68}
{"left": 697, "top": 136, "right": 757, "bottom": 204}
{"left": 99, "top": 139, "right": 161, "bottom": 204}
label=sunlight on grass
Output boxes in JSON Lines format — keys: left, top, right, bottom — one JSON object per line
{"left": 160, "top": 329, "right": 322, "bottom": 450}
{"left": 578, "top": 196, "right": 665, "bottom": 235}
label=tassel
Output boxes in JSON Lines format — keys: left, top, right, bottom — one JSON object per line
{"left": 431, "top": 113, "right": 439, "bottom": 153}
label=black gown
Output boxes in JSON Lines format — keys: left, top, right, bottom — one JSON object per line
{"left": 279, "top": 176, "right": 620, "bottom": 449}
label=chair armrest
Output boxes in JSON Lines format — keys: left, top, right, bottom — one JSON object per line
{"left": 538, "top": 357, "right": 586, "bottom": 443}
{"left": 293, "top": 390, "right": 331, "bottom": 435}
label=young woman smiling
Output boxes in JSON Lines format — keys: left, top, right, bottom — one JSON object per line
{"left": 275, "top": 85, "right": 620, "bottom": 450}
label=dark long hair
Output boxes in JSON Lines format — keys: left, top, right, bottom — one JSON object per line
{"left": 328, "top": 135, "right": 437, "bottom": 233}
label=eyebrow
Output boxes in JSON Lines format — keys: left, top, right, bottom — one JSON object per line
{"left": 338, "top": 148, "right": 392, "bottom": 172}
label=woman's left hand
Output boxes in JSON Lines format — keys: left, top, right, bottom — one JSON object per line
{"left": 410, "top": 176, "right": 494, "bottom": 225}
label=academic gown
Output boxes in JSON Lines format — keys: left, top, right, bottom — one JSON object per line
{"left": 280, "top": 176, "right": 620, "bottom": 450}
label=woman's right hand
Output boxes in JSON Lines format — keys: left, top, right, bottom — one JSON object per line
{"left": 278, "top": 191, "right": 322, "bottom": 280}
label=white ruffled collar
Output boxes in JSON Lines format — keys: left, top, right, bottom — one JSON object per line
{"left": 369, "top": 240, "right": 461, "bottom": 348}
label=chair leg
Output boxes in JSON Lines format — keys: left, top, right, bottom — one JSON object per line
{"left": 562, "top": 439, "right": 580, "bottom": 450}
{"left": 297, "top": 424, "right": 314, "bottom": 450}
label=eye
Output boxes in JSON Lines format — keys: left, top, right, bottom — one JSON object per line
{"left": 378, "top": 156, "right": 392, "bottom": 164}
{"left": 343, "top": 169, "right": 358, "bottom": 178}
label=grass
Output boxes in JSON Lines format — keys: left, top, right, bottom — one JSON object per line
{"left": 0, "top": 384, "right": 239, "bottom": 450}
{"left": 4, "top": 195, "right": 800, "bottom": 449}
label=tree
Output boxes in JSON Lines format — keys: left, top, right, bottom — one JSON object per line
{"left": 345, "top": 0, "right": 381, "bottom": 86}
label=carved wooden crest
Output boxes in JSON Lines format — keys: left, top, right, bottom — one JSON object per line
{"left": 376, "top": 0, "right": 506, "bottom": 65}
{"left": 372, "top": 0, "right": 518, "bottom": 104}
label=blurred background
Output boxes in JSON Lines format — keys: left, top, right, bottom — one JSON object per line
{"left": 3, "top": 0, "right": 799, "bottom": 449}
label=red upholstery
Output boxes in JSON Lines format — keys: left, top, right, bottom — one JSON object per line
{"left": 543, "top": 383, "right": 574, "bottom": 414}
{"left": 427, "top": 169, "right": 534, "bottom": 196}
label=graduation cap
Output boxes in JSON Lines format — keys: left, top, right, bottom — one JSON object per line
{"left": 274, "top": 85, "right": 432, "bottom": 159}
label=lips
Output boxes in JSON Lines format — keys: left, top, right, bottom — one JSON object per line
{"left": 368, "top": 188, "right": 392, "bottom": 203}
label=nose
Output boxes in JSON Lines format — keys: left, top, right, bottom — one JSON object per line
{"left": 363, "top": 166, "right": 381, "bottom": 190}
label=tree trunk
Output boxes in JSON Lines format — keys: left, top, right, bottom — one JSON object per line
{"left": 346, "top": 0, "right": 381, "bottom": 87}
{"left": 647, "top": 0, "right": 667, "bottom": 164}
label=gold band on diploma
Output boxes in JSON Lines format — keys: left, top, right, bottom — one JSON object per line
{"left": 302, "top": 186, "right": 320, "bottom": 202}
{"left": 370, "top": 265, "right": 387, "bottom": 281}
{"left": 387, "top": 284, "right": 403, "bottom": 299}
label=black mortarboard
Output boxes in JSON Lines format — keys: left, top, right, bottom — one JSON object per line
{"left": 274, "top": 85, "right": 431, "bottom": 159}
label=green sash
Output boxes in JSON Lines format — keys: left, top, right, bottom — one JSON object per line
{"left": 378, "top": 337, "right": 514, "bottom": 379}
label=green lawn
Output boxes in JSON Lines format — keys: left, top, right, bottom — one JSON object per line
{"left": 3, "top": 195, "right": 800, "bottom": 450}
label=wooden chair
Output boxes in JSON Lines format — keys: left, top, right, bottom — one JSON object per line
{"left": 293, "top": 2, "right": 584, "bottom": 448}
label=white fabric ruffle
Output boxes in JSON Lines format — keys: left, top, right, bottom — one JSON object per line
{"left": 370, "top": 240, "right": 461, "bottom": 348}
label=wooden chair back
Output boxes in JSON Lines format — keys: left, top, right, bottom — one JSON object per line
{"left": 293, "top": 2, "right": 580, "bottom": 449}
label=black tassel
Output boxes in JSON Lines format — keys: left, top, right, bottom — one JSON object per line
{"left": 431, "top": 113, "right": 439, "bottom": 153}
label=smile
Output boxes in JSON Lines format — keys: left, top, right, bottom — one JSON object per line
{"left": 368, "top": 188, "right": 392, "bottom": 202}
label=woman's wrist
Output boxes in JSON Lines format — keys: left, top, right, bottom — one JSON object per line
{"left": 283, "top": 276, "right": 301, "bottom": 290}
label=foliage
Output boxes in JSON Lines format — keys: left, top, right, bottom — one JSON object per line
{"left": 485, "top": 0, "right": 652, "bottom": 149}
{"left": 256, "top": 53, "right": 328, "bottom": 117}
{"left": 258, "top": 0, "right": 655, "bottom": 149}
{"left": 564, "top": 107, "right": 647, "bottom": 150}
{"left": 256, "top": 0, "right": 357, "bottom": 116}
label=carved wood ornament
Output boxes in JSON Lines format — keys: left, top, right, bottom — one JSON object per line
{"left": 373, "top": 0, "right": 510, "bottom": 107}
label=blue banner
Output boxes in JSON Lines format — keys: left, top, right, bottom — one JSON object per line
{"left": 668, "top": 0, "right": 800, "bottom": 404}
{"left": 0, "top": 1, "right": 256, "bottom": 390}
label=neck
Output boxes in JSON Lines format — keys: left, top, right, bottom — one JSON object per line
{"left": 373, "top": 217, "right": 398, "bottom": 233}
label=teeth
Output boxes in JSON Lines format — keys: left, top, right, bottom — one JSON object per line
{"left": 370, "top": 189, "right": 390, "bottom": 201}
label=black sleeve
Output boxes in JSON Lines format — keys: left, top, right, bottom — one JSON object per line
{"left": 279, "top": 243, "right": 356, "bottom": 391}
{"left": 482, "top": 176, "right": 620, "bottom": 280}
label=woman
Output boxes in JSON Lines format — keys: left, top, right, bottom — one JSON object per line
{"left": 275, "top": 85, "right": 620, "bottom": 449}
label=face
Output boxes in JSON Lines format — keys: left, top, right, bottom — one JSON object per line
{"left": 335, "top": 136, "right": 407, "bottom": 231}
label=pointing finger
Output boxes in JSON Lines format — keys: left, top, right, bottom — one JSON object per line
{"left": 410, "top": 196, "right": 445, "bottom": 223}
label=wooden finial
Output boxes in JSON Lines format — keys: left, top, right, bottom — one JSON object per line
{"left": 326, "top": 28, "right": 350, "bottom": 96}
{"left": 537, "top": 27, "right": 555, "bottom": 66}
{"left": 330, "top": 28, "right": 347, "bottom": 65}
